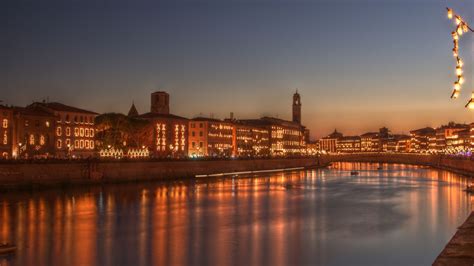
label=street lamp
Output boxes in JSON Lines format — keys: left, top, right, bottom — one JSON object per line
{"left": 446, "top": 8, "right": 474, "bottom": 108}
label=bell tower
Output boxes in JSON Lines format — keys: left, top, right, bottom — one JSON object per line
{"left": 292, "top": 90, "right": 301, "bottom": 124}
{"left": 151, "top": 91, "right": 170, "bottom": 114}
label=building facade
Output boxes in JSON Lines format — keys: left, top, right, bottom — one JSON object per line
{"left": 188, "top": 118, "right": 234, "bottom": 157}
{"left": 0, "top": 105, "right": 14, "bottom": 159}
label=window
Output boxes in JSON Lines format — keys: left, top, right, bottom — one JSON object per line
{"left": 75, "top": 140, "right": 79, "bottom": 148}
{"left": 199, "top": 131, "right": 203, "bottom": 137}
{"left": 45, "top": 121, "right": 50, "bottom": 128}
{"left": 192, "top": 131, "right": 195, "bottom": 137}
{"left": 2, "top": 131, "right": 7, "bottom": 145}
{"left": 56, "top": 127, "right": 62, "bottom": 136}
{"left": 90, "top": 141, "right": 94, "bottom": 149}
{"left": 85, "top": 128, "right": 89, "bottom": 137}
{"left": 40, "top": 135, "right": 45, "bottom": 146}
{"left": 199, "top": 123, "right": 203, "bottom": 128}
{"left": 80, "top": 128, "right": 84, "bottom": 137}
{"left": 80, "top": 116, "right": 83, "bottom": 123}
{"left": 74, "top": 116, "right": 78, "bottom": 123}
{"left": 74, "top": 128, "right": 79, "bottom": 137}
{"left": 192, "top": 142, "right": 195, "bottom": 148}
{"left": 57, "top": 139, "right": 62, "bottom": 149}
{"left": 25, "top": 120, "right": 29, "bottom": 127}
{"left": 80, "top": 140, "right": 84, "bottom": 149}
{"left": 29, "top": 134, "right": 35, "bottom": 145}
{"left": 66, "top": 127, "right": 71, "bottom": 136}
{"left": 2, "top": 119, "right": 7, "bottom": 129}
{"left": 199, "top": 142, "right": 203, "bottom": 148}
{"left": 85, "top": 140, "right": 90, "bottom": 149}
{"left": 66, "top": 114, "right": 70, "bottom": 122}
{"left": 66, "top": 139, "right": 71, "bottom": 147}
{"left": 90, "top": 128, "right": 94, "bottom": 137}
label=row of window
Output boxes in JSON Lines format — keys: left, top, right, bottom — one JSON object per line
{"left": 23, "top": 120, "right": 50, "bottom": 128}
{"left": 57, "top": 139, "right": 94, "bottom": 150}
{"left": 58, "top": 114, "right": 94, "bottom": 124}
{"left": 56, "top": 127, "right": 95, "bottom": 138}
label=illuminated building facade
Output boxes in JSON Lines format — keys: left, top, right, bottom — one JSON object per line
{"left": 360, "top": 132, "right": 378, "bottom": 152}
{"left": 0, "top": 105, "right": 13, "bottom": 159}
{"left": 239, "top": 117, "right": 306, "bottom": 156}
{"left": 435, "top": 122, "right": 470, "bottom": 153}
{"left": 409, "top": 127, "right": 435, "bottom": 153}
{"left": 448, "top": 129, "right": 471, "bottom": 154}
{"left": 28, "top": 102, "right": 98, "bottom": 158}
{"left": 11, "top": 106, "right": 56, "bottom": 159}
{"left": 230, "top": 122, "right": 270, "bottom": 157}
{"left": 336, "top": 136, "right": 361, "bottom": 153}
{"left": 319, "top": 129, "right": 342, "bottom": 153}
{"left": 188, "top": 118, "right": 234, "bottom": 157}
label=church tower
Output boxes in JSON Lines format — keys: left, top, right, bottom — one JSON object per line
{"left": 292, "top": 90, "right": 301, "bottom": 124}
{"left": 151, "top": 91, "right": 170, "bottom": 114}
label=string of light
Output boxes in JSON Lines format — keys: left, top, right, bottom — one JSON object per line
{"left": 446, "top": 8, "right": 474, "bottom": 109}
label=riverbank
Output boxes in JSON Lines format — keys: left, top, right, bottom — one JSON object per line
{"left": 0, "top": 154, "right": 473, "bottom": 190}
{"left": 433, "top": 211, "right": 474, "bottom": 266}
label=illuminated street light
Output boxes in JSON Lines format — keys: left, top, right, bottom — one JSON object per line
{"left": 446, "top": 7, "right": 474, "bottom": 109}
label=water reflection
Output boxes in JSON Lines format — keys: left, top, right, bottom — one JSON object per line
{"left": 0, "top": 163, "right": 473, "bottom": 266}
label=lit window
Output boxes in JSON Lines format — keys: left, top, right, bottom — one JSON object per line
{"left": 56, "top": 127, "right": 62, "bottom": 136}
{"left": 74, "top": 128, "right": 79, "bottom": 137}
{"left": 2, "top": 131, "right": 7, "bottom": 145}
{"left": 75, "top": 140, "right": 79, "bottom": 148}
{"left": 85, "top": 140, "right": 90, "bottom": 149}
{"left": 40, "top": 135, "right": 45, "bottom": 146}
{"left": 90, "top": 141, "right": 94, "bottom": 149}
{"left": 80, "top": 140, "right": 84, "bottom": 149}
{"left": 66, "top": 139, "right": 71, "bottom": 147}
{"left": 80, "top": 128, "right": 84, "bottom": 137}
{"left": 2, "top": 119, "right": 7, "bottom": 129}
{"left": 45, "top": 121, "right": 50, "bottom": 128}
{"left": 85, "top": 128, "right": 89, "bottom": 137}
{"left": 29, "top": 134, "right": 35, "bottom": 145}
{"left": 57, "top": 139, "right": 62, "bottom": 149}
{"left": 90, "top": 128, "right": 94, "bottom": 137}
{"left": 65, "top": 127, "right": 70, "bottom": 136}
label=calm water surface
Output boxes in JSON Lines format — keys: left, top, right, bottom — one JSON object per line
{"left": 1, "top": 162, "right": 473, "bottom": 266}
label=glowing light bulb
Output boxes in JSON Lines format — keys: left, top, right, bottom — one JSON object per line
{"left": 465, "top": 92, "right": 474, "bottom": 109}
{"left": 456, "top": 66, "right": 463, "bottom": 76}
{"left": 463, "top": 24, "right": 469, "bottom": 33}
{"left": 458, "top": 59, "right": 464, "bottom": 67}
{"left": 459, "top": 76, "right": 465, "bottom": 85}
{"left": 452, "top": 31, "right": 459, "bottom": 40}
{"left": 447, "top": 8, "right": 453, "bottom": 19}
{"left": 454, "top": 81, "right": 461, "bottom": 91}
{"left": 456, "top": 17, "right": 462, "bottom": 25}
{"left": 453, "top": 49, "right": 458, "bottom": 57}
{"left": 457, "top": 26, "right": 464, "bottom": 35}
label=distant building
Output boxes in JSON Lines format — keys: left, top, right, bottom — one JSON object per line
{"left": 319, "top": 129, "right": 342, "bottom": 153}
{"left": 138, "top": 92, "right": 188, "bottom": 158}
{"left": 12, "top": 105, "right": 56, "bottom": 159}
{"left": 188, "top": 117, "right": 234, "bottom": 157}
{"left": 436, "top": 122, "right": 469, "bottom": 153}
{"left": 28, "top": 102, "right": 98, "bottom": 158}
{"left": 409, "top": 127, "right": 435, "bottom": 153}
{"left": 151, "top": 91, "right": 170, "bottom": 115}
{"left": 336, "top": 136, "right": 361, "bottom": 153}
{"left": 230, "top": 121, "right": 270, "bottom": 157}
{"left": 127, "top": 103, "right": 139, "bottom": 117}
{"left": 0, "top": 105, "right": 14, "bottom": 159}
{"left": 360, "top": 132, "right": 378, "bottom": 152}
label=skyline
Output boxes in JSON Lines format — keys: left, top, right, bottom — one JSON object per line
{"left": 3, "top": 0, "right": 474, "bottom": 138}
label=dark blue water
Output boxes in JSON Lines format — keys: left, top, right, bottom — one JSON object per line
{"left": 0, "top": 162, "right": 472, "bottom": 266}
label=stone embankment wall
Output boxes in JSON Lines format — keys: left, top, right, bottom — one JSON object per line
{"left": 0, "top": 154, "right": 472, "bottom": 189}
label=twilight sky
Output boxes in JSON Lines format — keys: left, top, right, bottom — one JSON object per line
{"left": 2, "top": 0, "right": 474, "bottom": 139}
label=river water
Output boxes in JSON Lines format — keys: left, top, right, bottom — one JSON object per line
{"left": 0, "top": 162, "right": 473, "bottom": 266}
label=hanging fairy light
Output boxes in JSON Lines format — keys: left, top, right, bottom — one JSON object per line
{"left": 446, "top": 8, "right": 474, "bottom": 108}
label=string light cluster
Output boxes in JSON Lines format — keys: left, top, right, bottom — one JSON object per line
{"left": 446, "top": 8, "right": 474, "bottom": 108}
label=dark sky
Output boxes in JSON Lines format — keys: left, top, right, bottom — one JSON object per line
{"left": 2, "top": 0, "right": 473, "bottom": 138}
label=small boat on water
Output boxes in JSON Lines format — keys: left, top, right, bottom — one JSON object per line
{"left": 350, "top": 171, "right": 359, "bottom": 176}
{"left": 0, "top": 243, "right": 16, "bottom": 254}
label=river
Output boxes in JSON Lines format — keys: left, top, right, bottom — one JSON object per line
{"left": 0, "top": 162, "right": 473, "bottom": 266}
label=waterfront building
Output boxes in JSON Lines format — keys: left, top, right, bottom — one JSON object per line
{"left": 435, "top": 122, "right": 469, "bottom": 153}
{"left": 28, "top": 102, "right": 98, "bottom": 158}
{"left": 319, "top": 129, "right": 342, "bottom": 153}
{"left": 230, "top": 121, "right": 270, "bottom": 157}
{"left": 306, "top": 141, "right": 319, "bottom": 155}
{"left": 188, "top": 117, "right": 234, "bottom": 157}
{"left": 360, "top": 132, "right": 378, "bottom": 152}
{"left": 0, "top": 105, "right": 14, "bottom": 159}
{"left": 336, "top": 136, "right": 361, "bottom": 153}
{"left": 409, "top": 127, "right": 435, "bottom": 153}
{"left": 138, "top": 92, "right": 188, "bottom": 158}
{"left": 292, "top": 90, "right": 301, "bottom": 124}
{"left": 448, "top": 128, "right": 471, "bottom": 154}
{"left": 11, "top": 105, "right": 56, "bottom": 159}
